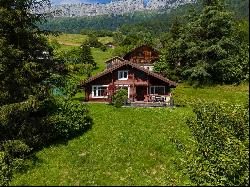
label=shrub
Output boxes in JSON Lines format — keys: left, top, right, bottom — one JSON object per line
{"left": 0, "top": 97, "right": 92, "bottom": 185}
{"left": 47, "top": 98, "right": 92, "bottom": 139}
{"left": 111, "top": 89, "right": 128, "bottom": 108}
{"left": 186, "top": 102, "right": 249, "bottom": 186}
{"left": 0, "top": 97, "right": 92, "bottom": 149}
{"left": 0, "top": 140, "right": 30, "bottom": 186}
{"left": 0, "top": 151, "right": 11, "bottom": 186}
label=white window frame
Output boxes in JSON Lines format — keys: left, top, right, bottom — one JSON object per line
{"left": 118, "top": 70, "right": 129, "bottom": 80}
{"left": 149, "top": 86, "right": 165, "bottom": 95}
{"left": 92, "top": 85, "right": 108, "bottom": 98}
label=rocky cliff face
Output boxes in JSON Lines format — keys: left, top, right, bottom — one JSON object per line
{"left": 39, "top": 0, "right": 196, "bottom": 17}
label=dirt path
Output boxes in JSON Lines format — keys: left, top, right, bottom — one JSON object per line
{"left": 58, "top": 41, "right": 81, "bottom": 46}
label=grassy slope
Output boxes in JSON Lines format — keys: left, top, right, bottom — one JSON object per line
{"left": 11, "top": 84, "right": 248, "bottom": 186}
{"left": 10, "top": 34, "right": 249, "bottom": 185}
{"left": 48, "top": 34, "right": 87, "bottom": 45}
{"left": 50, "top": 34, "right": 114, "bottom": 76}
{"left": 173, "top": 83, "right": 249, "bottom": 106}
{"left": 48, "top": 34, "right": 113, "bottom": 46}
{"left": 11, "top": 105, "right": 195, "bottom": 186}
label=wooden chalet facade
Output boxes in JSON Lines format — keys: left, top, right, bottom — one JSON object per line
{"left": 83, "top": 45, "right": 177, "bottom": 104}
{"left": 123, "top": 45, "right": 159, "bottom": 71}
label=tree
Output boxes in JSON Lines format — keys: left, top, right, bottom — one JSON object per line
{"left": 80, "top": 43, "right": 96, "bottom": 67}
{"left": 169, "top": 16, "right": 182, "bottom": 40}
{"left": 0, "top": 1, "right": 92, "bottom": 185}
{"left": 156, "top": 0, "right": 249, "bottom": 85}
{"left": 0, "top": 0, "right": 55, "bottom": 105}
{"left": 85, "top": 34, "right": 103, "bottom": 48}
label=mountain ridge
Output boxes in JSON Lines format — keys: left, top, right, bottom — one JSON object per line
{"left": 40, "top": 0, "right": 196, "bottom": 17}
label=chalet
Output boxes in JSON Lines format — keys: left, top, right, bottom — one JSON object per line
{"left": 83, "top": 45, "right": 177, "bottom": 105}
{"left": 123, "top": 45, "right": 159, "bottom": 71}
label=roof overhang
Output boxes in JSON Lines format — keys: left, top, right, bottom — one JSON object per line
{"left": 82, "top": 61, "right": 177, "bottom": 88}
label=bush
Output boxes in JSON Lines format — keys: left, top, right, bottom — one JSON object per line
{"left": 0, "top": 140, "right": 30, "bottom": 186}
{"left": 111, "top": 89, "right": 128, "bottom": 108}
{"left": 86, "top": 34, "right": 103, "bottom": 48}
{"left": 47, "top": 98, "right": 92, "bottom": 139}
{"left": 186, "top": 102, "right": 249, "bottom": 186}
{"left": 0, "top": 97, "right": 92, "bottom": 149}
{"left": 0, "top": 97, "right": 92, "bottom": 185}
{"left": 0, "top": 151, "right": 11, "bottom": 186}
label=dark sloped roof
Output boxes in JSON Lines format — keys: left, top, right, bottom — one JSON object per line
{"left": 104, "top": 56, "right": 124, "bottom": 64}
{"left": 123, "top": 44, "right": 160, "bottom": 60}
{"left": 82, "top": 61, "right": 177, "bottom": 87}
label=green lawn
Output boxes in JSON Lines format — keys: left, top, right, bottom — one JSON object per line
{"left": 10, "top": 84, "right": 248, "bottom": 186}
{"left": 48, "top": 34, "right": 113, "bottom": 46}
{"left": 173, "top": 83, "right": 249, "bottom": 106}
{"left": 48, "top": 34, "right": 88, "bottom": 45}
{"left": 11, "top": 105, "right": 195, "bottom": 186}
{"left": 91, "top": 48, "right": 114, "bottom": 75}
{"left": 50, "top": 33, "right": 115, "bottom": 77}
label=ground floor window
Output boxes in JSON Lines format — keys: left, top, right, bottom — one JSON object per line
{"left": 92, "top": 85, "right": 108, "bottom": 98}
{"left": 150, "top": 86, "right": 165, "bottom": 95}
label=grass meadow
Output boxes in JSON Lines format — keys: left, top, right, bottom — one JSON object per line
{"left": 11, "top": 82, "right": 248, "bottom": 186}
{"left": 48, "top": 33, "right": 113, "bottom": 46}
{"left": 11, "top": 104, "right": 196, "bottom": 186}
{"left": 10, "top": 34, "right": 249, "bottom": 186}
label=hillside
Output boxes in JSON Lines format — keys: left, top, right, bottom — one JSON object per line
{"left": 39, "top": 3, "right": 194, "bottom": 34}
{"left": 39, "top": 0, "right": 249, "bottom": 34}
{"left": 41, "top": 0, "right": 196, "bottom": 17}
{"left": 10, "top": 83, "right": 249, "bottom": 186}
{"left": 1, "top": 0, "right": 249, "bottom": 186}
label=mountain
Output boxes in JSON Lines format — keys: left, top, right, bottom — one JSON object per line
{"left": 38, "top": 0, "right": 249, "bottom": 34}
{"left": 40, "top": 0, "right": 196, "bottom": 17}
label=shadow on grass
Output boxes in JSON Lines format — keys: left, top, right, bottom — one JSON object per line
{"left": 17, "top": 116, "right": 93, "bottom": 175}
{"left": 15, "top": 154, "right": 44, "bottom": 175}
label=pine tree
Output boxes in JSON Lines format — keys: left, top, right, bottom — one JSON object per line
{"left": 0, "top": 0, "right": 55, "bottom": 105}
{"left": 0, "top": 1, "right": 91, "bottom": 185}
{"left": 80, "top": 43, "right": 96, "bottom": 67}
{"left": 158, "top": 0, "right": 249, "bottom": 85}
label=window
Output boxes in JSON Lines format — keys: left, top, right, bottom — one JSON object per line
{"left": 138, "top": 52, "right": 143, "bottom": 57}
{"left": 118, "top": 70, "right": 128, "bottom": 80}
{"left": 150, "top": 86, "right": 165, "bottom": 95}
{"left": 92, "top": 85, "right": 108, "bottom": 98}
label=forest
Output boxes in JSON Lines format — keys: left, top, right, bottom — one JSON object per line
{"left": 0, "top": 0, "right": 249, "bottom": 186}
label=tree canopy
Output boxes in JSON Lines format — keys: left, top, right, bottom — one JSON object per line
{"left": 154, "top": 0, "right": 249, "bottom": 85}
{"left": 0, "top": 1, "right": 92, "bottom": 185}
